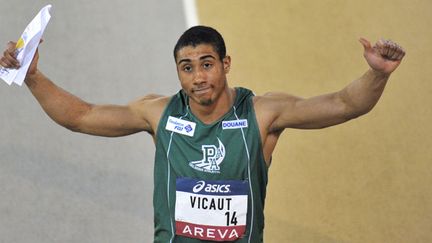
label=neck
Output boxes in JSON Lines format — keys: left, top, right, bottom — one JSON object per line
{"left": 189, "top": 87, "right": 235, "bottom": 124}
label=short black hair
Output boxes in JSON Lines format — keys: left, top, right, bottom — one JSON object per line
{"left": 173, "top": 25, "right": 226, "bottom": 61}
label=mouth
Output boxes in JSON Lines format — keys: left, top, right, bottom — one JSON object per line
{"left": 192, "top": 86, "right": 211, "bottom": 95}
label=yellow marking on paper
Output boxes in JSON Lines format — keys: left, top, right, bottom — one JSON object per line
{"left": 16, "top": 37, "right": 25, "bottom": 49}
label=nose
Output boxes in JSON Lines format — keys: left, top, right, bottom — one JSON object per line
{"left": 193, "top": 68, "right": 206, "bottom": 85}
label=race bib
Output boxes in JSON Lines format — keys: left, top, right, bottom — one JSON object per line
{"left": 175, "top": 178, "right": 248, "bottom": 241}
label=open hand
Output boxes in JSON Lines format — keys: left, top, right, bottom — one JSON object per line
{"left": 359, "top": 38, "right": 405, "bottom": 75}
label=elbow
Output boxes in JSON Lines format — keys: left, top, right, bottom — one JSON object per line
{"left": 338, "top": 91, "right": 377, "bottom": 121}
{"left": 55, "top": 117, "right": 84, "bottom": 133}
{"left": 64, "top": 122, "right": 83, "bottom": 133}
{"left": 343, "top": 103, "right": 375, "bottom": 121}
{"left": 56, "top": 104, "right": 93, "bottom": 133}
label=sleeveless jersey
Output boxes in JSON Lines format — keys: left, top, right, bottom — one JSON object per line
{"left": 153, "top": 87, "right": 268, "bottom": 243}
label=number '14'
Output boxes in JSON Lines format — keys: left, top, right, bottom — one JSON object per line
{"left": 225, "top": 211, "right": 238, "bottom": 226}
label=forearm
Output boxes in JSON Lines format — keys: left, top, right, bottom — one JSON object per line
{"left": 25, "top": 70, "right": 92, "bottom": 131}
{"left": 339, "top": 69, "right": 390, "bottom": 119}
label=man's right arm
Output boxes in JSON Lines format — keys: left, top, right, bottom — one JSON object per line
{"left": 2, "top": 42, "right": 167, "bottom": 137}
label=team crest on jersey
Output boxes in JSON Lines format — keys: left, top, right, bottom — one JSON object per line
{"left": 189, "top": 138, "right": 226, "bottom": 173}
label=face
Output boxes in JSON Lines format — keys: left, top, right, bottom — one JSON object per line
{"left": 176, "top": 44, "right": 231, "bottom": 107}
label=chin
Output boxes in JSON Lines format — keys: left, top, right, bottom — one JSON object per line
{"left": 199, "top": 98, "right": 214, "bottom": 106}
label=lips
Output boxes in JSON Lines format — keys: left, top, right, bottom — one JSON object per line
{"left": 193, "top": 86, "right": 211, "bottom": 95}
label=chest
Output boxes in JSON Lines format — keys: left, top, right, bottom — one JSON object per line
{"left": 164, "top": 116, "right": 253, "bottom": 179}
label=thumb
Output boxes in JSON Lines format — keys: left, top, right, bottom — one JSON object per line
{"left": 359, "top": 37, "right": 372, "bottom": 52}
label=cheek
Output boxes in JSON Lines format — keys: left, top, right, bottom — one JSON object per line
{"left": 179, "top": 80, "right": 189, "bottom": 91}
{"left": 212, "top": 72, "right": 226, "bottom": 87}
{"left": 178, "top": 74, "right": 190, "bottom": 86}
{"left": 179, "top": 78, "right": 194, "bottom": 95}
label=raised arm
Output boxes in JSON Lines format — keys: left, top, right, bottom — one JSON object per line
{"left": 1, "top": 41, "right": 167, "bottom": 137}
{"left": 256, "top": 38, "right": 406, "bottom": 132}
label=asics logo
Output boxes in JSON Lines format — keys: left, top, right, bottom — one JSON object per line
{"left": 192, "top": 180, "right": 231, "bottom": 193}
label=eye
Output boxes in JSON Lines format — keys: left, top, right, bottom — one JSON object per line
{"left": 203, "top": 62, "right": 213, "bottom": 69}
{"left": 183, "top": 65, "right": 192, "bottom": 72}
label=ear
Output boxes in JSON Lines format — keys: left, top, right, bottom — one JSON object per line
{"left": 223, "top": 55, "right": 231, "bottom": 74}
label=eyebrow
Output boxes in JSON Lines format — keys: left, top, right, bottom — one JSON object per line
{"left": 177, "top": 55, "right": 216, "bottom": 65}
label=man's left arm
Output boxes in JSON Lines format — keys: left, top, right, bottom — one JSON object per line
{"left": 262, "top": 38, "right": 406, "bottom": 131}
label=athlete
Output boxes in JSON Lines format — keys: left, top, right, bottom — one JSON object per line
{"left": 0, "top": 26, "right": 405, "bottom": 242}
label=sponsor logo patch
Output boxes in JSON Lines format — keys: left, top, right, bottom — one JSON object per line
{"left": 222, "top": 119, "right": 248, "bottom": 130}
{"left": 165, "top": 116, "right": 196, "bottom": 137}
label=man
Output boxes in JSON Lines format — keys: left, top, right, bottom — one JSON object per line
{"left": 0, "top": 26, "right": 405, "bottom": 242}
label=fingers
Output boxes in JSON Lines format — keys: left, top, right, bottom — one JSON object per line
{"left": 374, "top": 38, "right": 406, "bottom": 61}
{"left": 1, "top": 41, "right": 20, "bottom": 69}
{"left": 392, "top": 42, "right": 406, "bottom": 60}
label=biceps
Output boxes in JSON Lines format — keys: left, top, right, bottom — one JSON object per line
{"left": 74, "top": 104, "right": 149, "bottom": 137}
{"left": 273, "top": 92, "right": 350, "bottom": 130}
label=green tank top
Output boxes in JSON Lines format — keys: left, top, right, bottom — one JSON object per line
{"left": 153, "top": 87, "right": 268, "bottom": 243}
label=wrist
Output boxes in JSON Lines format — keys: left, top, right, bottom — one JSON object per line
{"left": 24, "top": 69, "right": 41, "bottom": 86}
{"left": 368, "top": 68, "right": 390, "bottom": 79}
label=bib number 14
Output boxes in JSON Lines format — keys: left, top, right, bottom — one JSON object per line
{"left": 225, "top": 211, "right": 238, "bottom": 226}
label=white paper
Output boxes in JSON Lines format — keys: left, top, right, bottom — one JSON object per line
{"left": 0, "top": 4, "right": 52, "bottom": 86}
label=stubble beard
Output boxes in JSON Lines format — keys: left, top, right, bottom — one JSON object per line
{"left": 199, "top": 98, "right": 214, "bottom": 106}
{"left": 190, "top": 86, "right": 216, "bottom": 106}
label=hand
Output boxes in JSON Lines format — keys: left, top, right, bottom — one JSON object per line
{"left": 359, "top": 38, "right": 406, "bottom": 75}
{"left": 0, "top": 40, "right": 41, "bottom": 76}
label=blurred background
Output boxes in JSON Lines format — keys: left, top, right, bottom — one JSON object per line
{"left": 1, "top": 1, "right": 431, "bottom": 242}
{"left": 197, "top": 1, "right": 432, "bottom": 242}
{"left": 0, "top": 1, "right": 184, "bottom": 242}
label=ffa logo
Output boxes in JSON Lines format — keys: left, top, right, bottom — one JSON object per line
{"left": 189, "top": 138, "right": 225, "bottom": 173}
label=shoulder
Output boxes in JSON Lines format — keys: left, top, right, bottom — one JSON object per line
{"left": 130, "top": 94, "right": 170, "bottom": 106}
{"left": 253, "top": 92, "right": 300, "bottom": 111}
{"left": 129, "top": 94, "right": 170, "bottom": 113}
{"left": 128, "top": 94, "right": 171, "bottom": 134}
{"left": 253, "top": 92, "right": 302, "bottom": 133}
